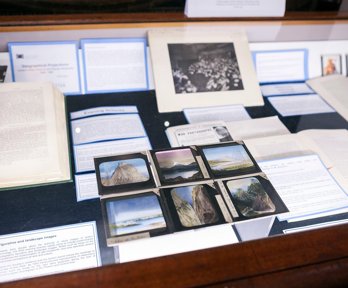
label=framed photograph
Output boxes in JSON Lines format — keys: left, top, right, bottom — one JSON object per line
{"left": 102, "top": 192, "right": 168, "bottom": 244}
{"left": 148, "top": 29, "right": 264, "bottom": 112}
{"left": 0, "top": 65, "right": 7, "bottom": 83}
{"left": 321, "top": 54, "right": 342, "bottom": 76}
{"left": 221, "top": 174, "right": 288, "bottom": 220}
{"left": 151, "top": 147, "right": 206, "bottom": 185}
{"left": 161, "top": 183, "right": 225, "bottom": 230}
{"left": 198, "top": 142, "right": 260, "bottom": 178}
{"left": 94, "top": 152, "right": 155, "bottom": 195}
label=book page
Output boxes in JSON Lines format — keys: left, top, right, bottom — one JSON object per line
{"left": 226, "top": 116, "right": 290, "bottom": 140}
{"left": 259, "top": 155, "right": 348, "bottom": 221}
{"left": 0, "top": 82, "right": 70, "bottom": 189}
{"left": 244, "top": 134, "right": 312, "bottom": 162}
{"left": 298, "top": 129, "right": 348, "bottom": 192}
{"left": 307, "top": 75, "right": 348, "bottom": 121}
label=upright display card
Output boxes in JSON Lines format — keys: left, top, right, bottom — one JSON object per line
{"left": 8, "top": 41, "right": 81, "bottom": 94}
{"left": 184, "top": 0, "right": 286, "bottom": 17}
{"left": 149, "top": 29, "right": 263, "bottom": 112}
{"left": 253, "top": 49, "right": 308, "bottom": 84}
{"left": 81, "top": 38, "right": 148, "bottom": 93}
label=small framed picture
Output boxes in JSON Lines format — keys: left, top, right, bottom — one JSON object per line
{"left": 161, "top": 183, "right": 225, "bottom": 231}
{"left": 151, "top": 147, "right": 207, "bottom": 186}
{"left": 198, "top": 142, "right": 260, "bottom": 178}
{"left": 0, "top": 65, "right": 7, "bottom": 83}
{"left": 102, "top": 192, "right": 168, "bottom": 245}
{"left": 94, "top": 152, "right": 155, "bottom": 195}
{"left": 221, "top": 174, "right": 288, "bottom": 221}
{"left": 321, "top": 54, "right": 342, "bottom": 76}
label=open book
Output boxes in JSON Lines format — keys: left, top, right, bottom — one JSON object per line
{"left": 0, "top": 82, "right": 71, "bottom": 189}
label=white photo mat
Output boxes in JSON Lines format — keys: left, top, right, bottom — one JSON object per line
{"left": 148, "top": 29, "right": 263, "bottom": 112}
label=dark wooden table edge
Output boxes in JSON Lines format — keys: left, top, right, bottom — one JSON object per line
{"left": 1, "top": 223, "right": 348, "bottom": 288}
{"left": 1, "top": 11, "right": 348, "bottom": 27}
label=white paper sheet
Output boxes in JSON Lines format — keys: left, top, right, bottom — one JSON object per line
{"left": 81, "top": 39, "right": 148, "bottom": 93}
{"left": 70, "top": 106, "right": 138, "bottom": 120}
{"left": 74, "top": 137, "right": 152, "bottom": 173}
{"left": 118, "top": 224, "right": 238, "bottom": 263}
{"left": 71, "top": 114, "right": 146, "bottom": 145}
{"left": 261, "top": 83, "right": 313, "bottom": 97}
{"left": 165, "top": 121, "right": 232, "bottom": 147}
{"left": 183, "top": 104, "right": 250, "bottom": 124}
{"left": 254, "top": 49, "right": 307, "bottom": 84}
{"left": 226, "top": 116, "right": 289, "bottom": 140}
{"left": 185, "top": 0, "right": 286, "bottom": 17}
{"left": 268, "top": 94, "right": 335, "bottom": 117}
{"left": 75, "top": 173, "right": 99, "bottom": 201}
{"left": 8, "top": 42, "right": 81, "bottom": 94}
{"left": 0, "top": 222, "right": 101, "bottom": 283}
{"left": 259, "top": 155, "right": 348, "bottom": 222}
{"left": 298, "top": 129, "right": 348, "bottom": 192}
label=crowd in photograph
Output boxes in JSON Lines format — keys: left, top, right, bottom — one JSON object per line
{"left": 172, "top": 54, "right": 242, "bottom": 94}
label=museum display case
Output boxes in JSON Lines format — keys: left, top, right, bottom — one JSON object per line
{"left": 1, "top": 3, "right": 348, "bottom": 287}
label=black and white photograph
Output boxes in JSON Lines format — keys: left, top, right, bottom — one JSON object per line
{"left": 213, "top": 126, "right": 233, "bottom": 142}
{"left": 168, "top": 43, "right": 244, "bottom": 94}
{"left": 148, "top": 29, "right": 264, "bottom": 112}
{"left": 0, "top": 65, "right": 7, "bottom": 83}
